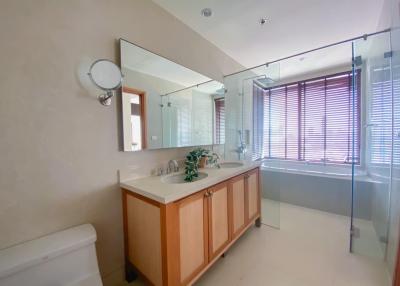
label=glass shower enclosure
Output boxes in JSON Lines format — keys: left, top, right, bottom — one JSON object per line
{"left": 351, "top": 31, "right": 395, "bottom": 262}
{"left": 351, "top": 28, "right": 400, "bottom": 284}
{"left": 224, "top": 62, "right": 282, "bottom": 228}
{"left": 223, "top": 28, "right": 398, "bottom": 277}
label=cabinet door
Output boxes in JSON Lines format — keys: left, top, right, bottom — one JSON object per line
{"left": 177, "top": 190, "right": 209, "bottom": 284}
{"left": 229, "top": 174, "right": 246, "bottom": 239}
{"left": 208, "top": 181, "right": 230, "bottom": 260}
{"left": 246, "top": 168, "right": 260, "bottom": 222}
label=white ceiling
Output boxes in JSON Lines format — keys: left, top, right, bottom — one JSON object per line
{"left": 276, "top": 42, "right": 353, "bottom": 81}
{"left": 152, "top": 0, "right": 385, "bottom": 74}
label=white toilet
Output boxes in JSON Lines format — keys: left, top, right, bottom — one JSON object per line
{"left": 0, "top": 224, "right": 103, "bottom": 286}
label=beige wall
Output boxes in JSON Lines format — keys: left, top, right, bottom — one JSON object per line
{"left": 0, "top": 0, "right": 242, "bottom": 284}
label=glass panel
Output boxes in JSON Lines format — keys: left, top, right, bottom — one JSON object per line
{"left": 259, "top": 43, "right": 354, "bottom": 229}
{"left": 224, "top": 63, "right": 281, "bottom": 228}
{"left": 387, "top": 23, "right": 400, "bottom": 277}
{"left": 351, "top": 32, "right": 392, "bottom": 259}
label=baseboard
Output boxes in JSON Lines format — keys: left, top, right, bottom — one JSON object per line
{"left": 102, "top": 266, "right": 126, "bottom": 286}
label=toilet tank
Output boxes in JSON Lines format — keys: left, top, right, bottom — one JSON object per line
{"left": 0, "top": 224, "right": 103, "bottom": 286}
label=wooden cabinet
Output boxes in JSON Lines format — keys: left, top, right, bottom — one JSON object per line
{"left": 208, "top": 181, "right": 230, "bottom": 260}
{"left": 246, "top": 168, "right": 260, "bottom": 222}
{"left": 176, "top": 190, "right": 209, "bottom": 284}
{"left": 177, "top": 181, "right": 231, "bottom": 282}
{"left": 122, "top": 167, "right": 260, "bottom": 286}
{"left": 229, "top": 174, "right": 246, "bottom": 239}
{"left": 124, "top": 194, "right": 163, "bottom": 286}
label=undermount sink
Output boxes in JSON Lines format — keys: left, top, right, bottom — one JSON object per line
{"left": 162, "top": 172, "right": 208, "bottom": 184}
{"left": 218, "top": 162, "right": 244, "bottom": 168}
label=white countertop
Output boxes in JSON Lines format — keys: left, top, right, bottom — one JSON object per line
{"left": 120, "top": 161, "right": 260, "bottom": 204}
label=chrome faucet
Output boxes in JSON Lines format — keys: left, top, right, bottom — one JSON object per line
{"left": 167, "top": 160, "right": 179, "bottom": 174}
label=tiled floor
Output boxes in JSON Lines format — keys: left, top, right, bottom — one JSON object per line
{"left": 127, "top": 200, "right": 391, "bottom": 286}
{"left": 261, "top": 198, "right": 386, "bottom": 260}
{"left": 351, "top": 217, "right": 386, "bottom": 260}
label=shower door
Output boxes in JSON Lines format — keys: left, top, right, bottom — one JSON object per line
{"left": 224, "top": 63, "right": 282, "bottom": 229}
{"left": 351, "top": 32, "right": 393, "bottom": 259}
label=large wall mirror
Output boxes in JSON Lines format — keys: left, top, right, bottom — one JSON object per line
{"left": 120, "top": 39, "right": 225, "bottom": 151}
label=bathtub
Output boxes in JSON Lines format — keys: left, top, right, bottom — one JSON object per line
{"left": 260, "top": 159, "right": 374, "bottom": 219}
{"left": 261, "top": 159, "right": 369, "bottom": 180}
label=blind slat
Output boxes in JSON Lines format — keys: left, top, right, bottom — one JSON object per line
{"left": 215, "top": 98, "right": 225, "bottom": 144}
{"left": 253, "top": 70, "right": 361, "bottom": 164}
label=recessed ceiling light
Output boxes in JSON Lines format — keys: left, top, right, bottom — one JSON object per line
{"left": 260, "top": 18, "right": 268, "bottom": 25}
{"left": 201, "top": 8, "right": 212, "bottom": 17}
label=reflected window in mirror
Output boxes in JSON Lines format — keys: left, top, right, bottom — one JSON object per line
{"left": 214, "top": 97, "right": 225, "bottom": 145}
{"left": 122, "top": 87, "right": 146, "bottom": 151}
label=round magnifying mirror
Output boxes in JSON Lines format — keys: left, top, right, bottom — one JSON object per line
{"left": 88, "top": 59, "right": 122, "bottom": 90}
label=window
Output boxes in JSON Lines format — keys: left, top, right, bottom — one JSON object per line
{"left": 215, "top": 98, "right": 225, "bottom": 144}
{"left": 253, "top": 71, "right": 361, "bottom": 164}
{"left": 369, "top": 64, "right": 400, "bottom": 165}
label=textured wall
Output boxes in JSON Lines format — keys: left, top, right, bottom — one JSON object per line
{"left": 0, "top": 1, "right": 242, "bottom": 284}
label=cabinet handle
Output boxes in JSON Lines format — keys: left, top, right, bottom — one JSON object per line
{"left": 204, "top": 190, "right": 214, "bottom": 198}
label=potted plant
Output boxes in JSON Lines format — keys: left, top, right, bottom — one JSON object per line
{"left": 184, "top": 148, "right": 219, "bottom": 182}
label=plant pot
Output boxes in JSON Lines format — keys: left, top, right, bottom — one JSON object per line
{"left": 199, "top": 157, "right": 207, "bottom": 168}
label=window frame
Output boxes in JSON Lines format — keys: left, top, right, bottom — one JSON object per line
{"left": 253, "top": 70, "right": 361, "bottom": 165}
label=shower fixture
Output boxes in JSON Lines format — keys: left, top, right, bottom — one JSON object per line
{"left": 254, "top": 77, "right": 276, "bottom": 89}
{"left": 236, "top": 130, "right": 247, "bottom": 160}
{"left": 240, "top": 74, "right": 276, "bottom": 96}
{"left": 215, "top": 86, "right": 227, "bottom": 95}
{"left": 240, "top": 74, "right": 266, "bottom": 95}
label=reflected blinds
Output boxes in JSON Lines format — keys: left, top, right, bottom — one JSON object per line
{"left": 215, "top": 98, "right": 225, "bottom": 144}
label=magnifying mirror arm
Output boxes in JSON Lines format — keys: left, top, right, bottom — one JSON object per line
{"left": 98, "top": 90, "right": 116, "bottom": 106}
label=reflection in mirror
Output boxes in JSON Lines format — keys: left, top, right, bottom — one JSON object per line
{"left": 122, "top": 87, "right": 146, "bottom": 151}
{"left": 120, "top": 38, "right": 224, "bottom": 151}
{"left": 161, "top": 81, "right": 225, "bottom": 148}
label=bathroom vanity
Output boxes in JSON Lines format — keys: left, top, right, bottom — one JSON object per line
{"left": 120, "top": 163, "right": 261, "bottom": 286}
